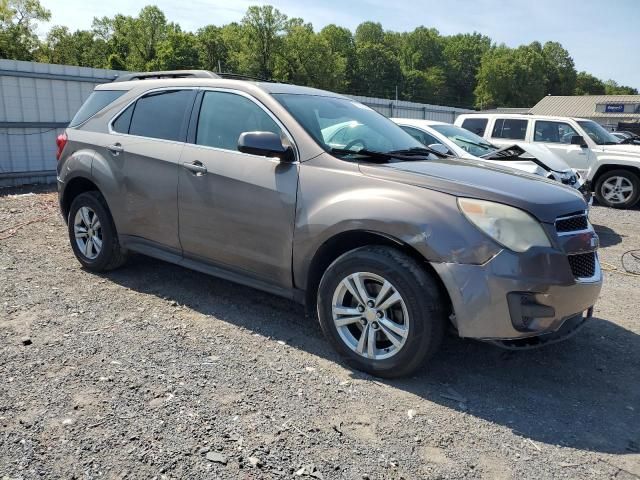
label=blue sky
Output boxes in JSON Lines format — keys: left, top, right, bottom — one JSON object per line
{"left": 40, "top": 0, "right": 640, "bottom": 90}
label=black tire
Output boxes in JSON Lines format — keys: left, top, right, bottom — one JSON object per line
{"left": 67, "top": 191, "right": 127, "bottom": 272}
{"left": 317, "top": 246, "right": 446, "bottom": 378}
{"left": 594, "top": 169, "right": 640, "bottom": 209}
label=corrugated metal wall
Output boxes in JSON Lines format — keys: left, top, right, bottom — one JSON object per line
{"left": 0, "top": 61, "right": 472, "bottom": 187}
{"left": 0, "top": 60, "right": 124, "bottom": 187}
{"left": 348, "top": 94, "right": 472, "bottom": 122}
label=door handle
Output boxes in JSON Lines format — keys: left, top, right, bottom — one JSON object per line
{"left": 107, "top": 143, "right": 124, "bottom": 156}
{"left": 182, "top": 161, "right": 207, "bottom": 175}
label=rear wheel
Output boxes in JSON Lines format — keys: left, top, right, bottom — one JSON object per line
{"left": 595, "top": 170, "right": 640, "bottom": 209}
{"left": 68, "top": 191, "right": 127, "bottom": 271}
{"left": 317, "top": 246, "right": 446, "bottom": 378}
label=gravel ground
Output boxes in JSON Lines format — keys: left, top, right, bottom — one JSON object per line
{"left": 1, "top": 187, "right": 639, "bottom": 480}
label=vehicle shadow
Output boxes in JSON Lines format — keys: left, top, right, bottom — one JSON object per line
{"left": 101, "top": 254, "right": 640, "bottom": 456}
{"left": 593, "top": 223, "right": 623, "bottom": 248}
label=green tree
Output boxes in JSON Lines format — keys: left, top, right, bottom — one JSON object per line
{"left": 540, "top": 41, "right": 576, "bottom": 95}
{"left": 317, "top": 24, "right": 354, "bottom": 92}
{"left": 196, "top": 25, "right": 227, "bottom": 72}
{"left": 0, "top": 0, "right": 50, "bottom": 60}
{"left": 400, "top": 26, "right": 443, "bottom": 72}
{"left": 603, "top": 79, "right": 638, "bottom": 95}
{"left": 351, "top": 42, "right": 402, "bottom": 97}
{"left": 442, "top": 33, "right": 491, "bottom": 105}
{"left": 574, "top": 71, "right": 606, "bottom": 95}
{"left": 36, "top": 26, "right": 108, "bottom": 67}
{"left": 354, "top": 21, "right": 384, "bottom": 45}
{"left": 475, "top": 44, "right": 547, "bottom": 108}
{"left": 242, "top": 5, "right": 287, "bottom": 78}
{"left": 152, "top": 26, "right": 200, "bottom": 70}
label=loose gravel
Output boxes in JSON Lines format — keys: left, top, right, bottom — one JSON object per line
{"left": 1, "top": 187, "right": 639, "bottom": 479}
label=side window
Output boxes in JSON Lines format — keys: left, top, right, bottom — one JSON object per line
{"left": 111, "top": 104, "right": 134, "bottom": 134}
{"left": 128, "top": 90, "right": 194, "bottom": 141}
{"left": 534, "top": 120, "right": 579, "bottom": 144}
{"left": 461, "top": 118, "right": 488, "bottom": 136}
{"left": 196, "top": 91, "right": 281, "bottom": 151}
{"left": 401, "top": 126, "right": 441, "bottom": 147}
{"left": 491, "top": 119, "right": 528, "bottom": 140}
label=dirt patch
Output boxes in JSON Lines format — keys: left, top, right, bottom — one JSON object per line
{"left": 1, "top": 188, "right": 639, "bottom": 479}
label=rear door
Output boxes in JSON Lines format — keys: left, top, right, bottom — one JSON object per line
{"left": 177, "top": 89, "right": 298, "bottom": 287}
{"left": 532, "top": 119, "right": 592, "bottom": 173}
{"left": 107, "top": 88, "right": 197, "bottom": 250}
{"left": 488, "top": 118, "right": 529, "bottom": 148}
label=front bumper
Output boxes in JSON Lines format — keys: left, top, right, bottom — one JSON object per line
{"left": 432, "top": 247, "right": 602, "bottom": 341}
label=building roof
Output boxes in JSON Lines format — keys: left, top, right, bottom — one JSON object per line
{"left": 530, "top": 95, "right": 640, "bottom": 118}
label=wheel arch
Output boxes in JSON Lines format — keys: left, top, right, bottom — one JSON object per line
{"left": 591, "top": 163, "right": 640, "bottom": 187}
{"left": 61, "top": 176, "right": 104, "bottom": 222}
{"left": 302, "top": 229, "right": 452, "bottom": 315}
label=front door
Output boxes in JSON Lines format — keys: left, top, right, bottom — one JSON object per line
{"left": 532, "top": 120, "right": 592, "bottom": 174}
{"left": 178, "top": 90, "right": 298, "bottom": 287}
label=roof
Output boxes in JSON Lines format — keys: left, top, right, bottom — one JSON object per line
{"left": 96, "top": 76, "right": 347, "bottom": 98}
{"left": 530, "top": 95, "right": 640, "bottom": 118}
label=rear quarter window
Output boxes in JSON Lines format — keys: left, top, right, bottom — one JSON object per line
{"left": 69, "top": 90, "right": 126, "bottom": 127}
{"left": 461, "top": 118, "right": 488, "bottom": 136}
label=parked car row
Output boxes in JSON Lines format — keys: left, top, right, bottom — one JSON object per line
{"left": 57, "top": 71, "right": 601, "bottom": 378}
{"left": 455, "top": 113, "right": 640, "bottom": 209}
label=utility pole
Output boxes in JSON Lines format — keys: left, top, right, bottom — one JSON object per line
{"left": 218, "top": 60, "right": 222, "bottom": 73}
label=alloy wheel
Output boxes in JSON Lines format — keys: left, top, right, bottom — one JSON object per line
{"left": 331, "top": 272, "right": 409, "bottom": 360}
{"left": 601, "top": 176, "right": 634, "bottom": 204}
{"left": 73, "top": 206, "right": 103, "bottom": 260}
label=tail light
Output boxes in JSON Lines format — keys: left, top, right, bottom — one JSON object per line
{"left": 56, "top": 132, "right": 68, "bottom": 161}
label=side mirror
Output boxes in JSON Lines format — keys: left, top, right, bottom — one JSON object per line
{"left": 570, "top": 135, "right": 587, "bottom": 147}
{"left": 428, "top": 143, "right": 450, "bottom": 155}
{"left": 238, "top": 131, "right": 295, "bottom": 162}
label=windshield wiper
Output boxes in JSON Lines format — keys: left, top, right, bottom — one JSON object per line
{"left": 387, "top": 147, "right": 447, "bottom": 159}
{"left": 452, "top": 136, "right": 494, "bottom": 150}
{"left": 329, "top": 148, "right": 392, "bottom": 162}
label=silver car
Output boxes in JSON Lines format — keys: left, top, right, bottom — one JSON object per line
{"left": 57, "top": 70, "right": 602, "bottom": 378}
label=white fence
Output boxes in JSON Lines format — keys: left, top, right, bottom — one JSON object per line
{"left": 0, "top": 60, "right": 473, "bottom": 187}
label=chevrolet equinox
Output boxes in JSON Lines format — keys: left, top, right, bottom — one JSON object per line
{"left": 57, "top": 70, "right": 602, "bottom": 378}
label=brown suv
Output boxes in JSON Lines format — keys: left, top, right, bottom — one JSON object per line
{"left": 57, "top": 71, "right": 602, "bottom": 378}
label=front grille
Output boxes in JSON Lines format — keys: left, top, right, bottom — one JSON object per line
{"left": 568, "top": 252, "right": 596, "bottom": 278}
{"left": 556, "top": 213, "right": 588, "bottom": 233}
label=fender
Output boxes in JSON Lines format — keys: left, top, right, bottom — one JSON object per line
{"left": 292, "top": 154, "right": 501, "bottom": 290}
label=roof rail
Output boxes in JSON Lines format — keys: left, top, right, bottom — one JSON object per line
{"left": 113, "top": 70, "right": 220, "bottom": 82}
{"left": 216, "top": 72, "right": 272, "bottom": 82}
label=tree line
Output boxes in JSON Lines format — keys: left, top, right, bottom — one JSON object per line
{"left": 1, "top": 1, "right": 637, "bottom": 109}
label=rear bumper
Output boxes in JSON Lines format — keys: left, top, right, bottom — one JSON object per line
{"left": 432, "top": 248, "right": 602, "bottom": 340}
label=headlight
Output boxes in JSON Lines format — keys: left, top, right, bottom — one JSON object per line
{"left": 457, "top": 198, "right": 551, "bottom": 252}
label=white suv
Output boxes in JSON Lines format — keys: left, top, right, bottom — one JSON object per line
{"left": 455, "top": 113, "right": 640, "bottom": 209}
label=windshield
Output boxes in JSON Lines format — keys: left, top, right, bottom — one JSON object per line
{"left": 273, "top": 94, "right": 424, "bottom": 156}
{"left": 577, "top": 120, "right": 619, "bottom": 145}
{"left": 430, "top": 124, "right": 498, "bottom": 157}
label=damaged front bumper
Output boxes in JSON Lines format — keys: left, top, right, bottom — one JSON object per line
{"left": 431, "top": 245, "right": 602, "bottom": 344}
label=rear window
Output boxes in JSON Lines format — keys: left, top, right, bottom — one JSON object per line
{"left": 128, "top": 90, "right": 194, "bottom": 141}
{"left": 69, "top": 90, "right": 125, "bottom": 127}
{"left": 491, "top": 118, "right": 528, "bottom": 140}
{"left": 461, "top": 118, "right": 488, "bottom": 136}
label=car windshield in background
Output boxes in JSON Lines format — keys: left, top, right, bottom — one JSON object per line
{"left": 430, "top": 124, "right": 498, "bottom": 157}
{"left": 273, "top": 94, "right": 424, "bottom": 157}
{"left": 578, "top": 120, "right": 619, "bottom": 145}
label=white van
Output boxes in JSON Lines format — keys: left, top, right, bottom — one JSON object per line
{"left": 454, "top": 113, "right": 640, "bottom": 208}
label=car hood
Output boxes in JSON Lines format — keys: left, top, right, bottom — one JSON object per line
{"left": 506, "top": 143, "right": 573, "bottom": 171}
{"left": 601, "top": 144, "right": 640, "bottom": 156}
{"left": 359, "top": 158, "right": 586, "bottom": 223}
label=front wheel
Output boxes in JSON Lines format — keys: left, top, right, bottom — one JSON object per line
{"left": 317, "top": 246, "right": 446, "bottom": 378}
{"left": 594, "top": 170, "right": 640, "bottom": 209}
